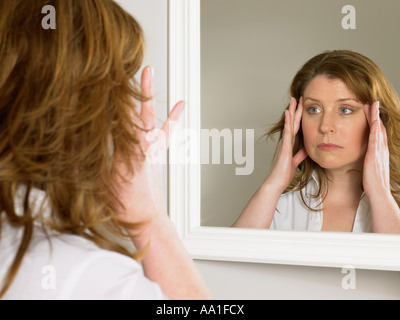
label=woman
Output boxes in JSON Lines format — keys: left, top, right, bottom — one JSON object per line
{"left": 0, "top": 0, "right": 212, "bottom": 299}
{"left": 233, "top": 50, "right": 400, "bottom": 233}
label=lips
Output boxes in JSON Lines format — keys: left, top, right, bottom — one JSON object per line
{"left": 317, "top": 143, "right": 343, "bottom": 151}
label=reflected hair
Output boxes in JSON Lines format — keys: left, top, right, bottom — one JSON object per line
{"left": 266, "top": 50, "right": 400, "bottom": 209}
{"left": 0, "top": 0, "right": 148, "bottom": 297}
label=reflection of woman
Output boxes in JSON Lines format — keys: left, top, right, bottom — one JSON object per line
{"left": 234, "top": 50, "right": 400, "bottom": 233}
{"left": 0, "top": 0, "right": 211, "bottom": 299}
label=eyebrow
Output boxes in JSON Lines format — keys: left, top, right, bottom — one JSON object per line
{"left": 304, "top": 97, "right": 360, "bottom": 103}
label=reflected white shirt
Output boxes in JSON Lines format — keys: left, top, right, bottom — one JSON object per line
{"left": 270, "top": 171, "right": 372, "bottom": 232}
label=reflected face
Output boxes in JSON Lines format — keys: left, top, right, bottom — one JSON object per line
{"left": 301, "top": 75, "right": 369, "bottom": 171}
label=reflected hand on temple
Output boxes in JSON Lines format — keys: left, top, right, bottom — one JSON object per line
{"left": 232, "top": 97, "right": 308, "bottom": 229}
{"left": 362, "top": 101, "right": 400, "bottom": 233}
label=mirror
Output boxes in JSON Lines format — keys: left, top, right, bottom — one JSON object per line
{"left": 200, "top": 0, "right": 400, "bottom": 228}
{"left": 168, "top": 0, "right": 400, "bottom": 270}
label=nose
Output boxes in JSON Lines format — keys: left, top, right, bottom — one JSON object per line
{"left": 318, "top": 112, "right": 336, "bottom": 134}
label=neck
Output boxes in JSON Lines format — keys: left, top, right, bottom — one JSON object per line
{"left": 323, "top": 167, "right": 363, "bottom": 198}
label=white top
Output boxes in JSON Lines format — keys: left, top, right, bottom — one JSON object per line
{"left": 0, "top": 187, "right": 168, "bottom": 300}
{"left": 270, "top": 171, "right": 372, "bottom": 232}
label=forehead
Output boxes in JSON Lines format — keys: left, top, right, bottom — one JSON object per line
{"left": 303, "top": 75, "right": 358, "bottom": 101}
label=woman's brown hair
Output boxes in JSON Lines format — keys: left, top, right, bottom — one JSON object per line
{"left": 0, "top": 0, "right": 148, "bottom": 297}
{"left": 267, "top": 50, "right": 400, "bottom": 208}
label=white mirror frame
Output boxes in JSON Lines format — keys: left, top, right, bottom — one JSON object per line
{"left": 167, "top": 0, "right": 400, "bottom": 271}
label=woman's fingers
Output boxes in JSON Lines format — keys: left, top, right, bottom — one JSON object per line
{"left": 138, "top": 66, "right": 185, "bottom": 156}
{"left": 364, "top": 101, "right": 381, "bottom": 128}
{"left": 281, "top": 97, "right": 301, "bottom": 153}
{"left": 381, "top": 119, "right": 388, "bottom": 148}
{"left": 282, "top": 109, "right": 293, "bottom": 151}
{"left": 372, "top": 101, "right": 387, "bottom": 149}
{"left": 280, "top": 97, "right": 307, "bottom": 162}
{"left": 289, "top": 97, "right": 299, "bottom": 133}
{"left": 363, "top": 104, "right": 371, "bottom": 126}
{"left": 365, "top": 101, "right": 389, "bottom": 170}
{"left": 159, "top": 101, "right": 185, "bottom": 150}
{"left": 267, "top": 97, "right": 307, "bottom": 190}
{"left": 363, "top": 101, "right": 378, "bottom": 152}
{"left": 363, "top": 101, "right": 391, "bottom": 195}
{"left": 140, "top": 66, "right": 156, "bottom": 130}
{"left": 293, "top": 147, "right": 308, "bottom": 168}
{"left": 372, "top": 102, "right": 381, "bottom": 150}
{"left": 293, "top": 96, "right": 303, "bottom": 134}
{"left": 285, "top": 97, "right": 303, "bottom": 140}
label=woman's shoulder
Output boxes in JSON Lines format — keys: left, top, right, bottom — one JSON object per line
{"left": 271, "top": 175, "right": 322, "bottom": 231}
{"left": 276, "top": 188, "right": 309, "bottom": 213}
{"left": 278, "top": 171, "right": 319, "bottom": 203}
{"left": 1, "top": 224, "right": 166, "bottom": 300}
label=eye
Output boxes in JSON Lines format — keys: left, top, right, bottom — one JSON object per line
{"left": 306, "top": 106, "right": 321, "bottom": 115}
{"left": 339, "top": 107, "right": 353, "bottom": 115}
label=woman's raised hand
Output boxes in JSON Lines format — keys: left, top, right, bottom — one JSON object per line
{"left": 362, "top": 102, "right": 400, "bottom": 234}
{"left": 114, "top": 66, "right": 184, "bottom": 226}
{"left": 266, "top": 97, "right": 308, "bottom": 193}
{"left": 233, "top": 97, "right": 308, "bottom": 228}
{"left": 111, "top": 67, "right": 213, "bottom": 299}
{"left": 362, "top": 101, "right": 391, "bottom": 199}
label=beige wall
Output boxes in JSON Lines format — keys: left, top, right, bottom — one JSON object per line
{"left": 118, "top": 0, "right": 400, "bottom": 300}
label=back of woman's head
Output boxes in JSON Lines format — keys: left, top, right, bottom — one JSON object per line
{"left": 0, "top": 0, "right": 146, "bottom": 297}
{"left": 267, "top": 50, "right": 400, "bottom": 204}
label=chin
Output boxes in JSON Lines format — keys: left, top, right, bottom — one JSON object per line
{"left": 308, "top": 154, "right": 345, "bottom": 170}
{"left": 311, "top": 155, "right": 364, "bottom": 171}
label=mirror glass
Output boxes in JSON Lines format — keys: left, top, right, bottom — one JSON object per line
{"left": 200, "top": 0, "right": 400, "bottom": 229}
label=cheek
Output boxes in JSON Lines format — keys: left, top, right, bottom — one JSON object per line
{"left": 301, "top": 119, "right": 317, "bottom": 148}
{"left": 344, "top": 121, "right": 369, "bottom": 150}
